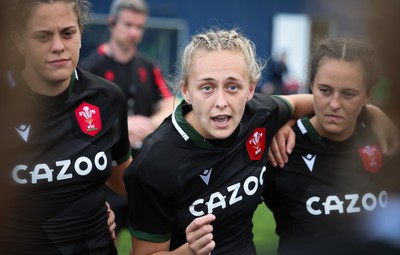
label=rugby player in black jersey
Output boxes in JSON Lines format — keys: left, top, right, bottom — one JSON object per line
{"left": 123, "top": 27, "right": 321, "bottom": 254}
{"left": 264, "top": 37, "right": 400, "bottom": 255}
{"left": 1, "top": 1, "right": 132, "bottom": 254}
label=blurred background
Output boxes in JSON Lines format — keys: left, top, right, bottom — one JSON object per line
{"left": 83, "top": 0, "right": 374, "bottom": 96}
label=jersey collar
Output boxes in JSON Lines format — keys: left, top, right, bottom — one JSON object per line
{"left": 172, "top": 99, "right": 213, "bottom": 149}
{"left": 298, "top": 117, "right": 363, "bottom": 150}
{"left": 6, "top": 69, "right": 78, "bottom": 98}
{"left": 297, "top": 117, "right": 326, "bottom": 148}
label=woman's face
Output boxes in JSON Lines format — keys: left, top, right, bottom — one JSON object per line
{"left": 15, "top": 2, "right": 81, "bottom": 95}
{"left": 311, "top": 58, "right": 371, "bottom": 141}
{"left": 181, "top": 49, "right": 256, "bottom": 139}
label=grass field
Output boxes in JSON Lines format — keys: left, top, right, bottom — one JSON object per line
{"left": 116, "top": 204, "right": 279, "bottom": 255}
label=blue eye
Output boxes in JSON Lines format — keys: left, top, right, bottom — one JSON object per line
{"left": 201, "top": 85, "right": 212, "bottom": 92}
{"left": 228, "top": 84, "right": 238, "bottom": 91}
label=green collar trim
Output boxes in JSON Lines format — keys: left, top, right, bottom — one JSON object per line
{"left": 297, "top": 117, "right": 326, "bottom": 148}
{"left": 172, "top": 100, "right": 213, "bottom": 149}
{"left": 129, "top": 227, "right": 171, "bottom": 243}
{"left": 68, "top": 69, "right": 78, "bottom": 96}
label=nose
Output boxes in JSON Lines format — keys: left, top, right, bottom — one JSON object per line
{"left": 329, "top": 93, "right": 341, "bottom": 110}
{"left": 128, "top": 25, "right": 141, "bottom": 38}
{"left": 51, "top": 35, "right": 65, "bottom": 54}
{"left": 215, "top": 90, "right": 228, "bottom": 109}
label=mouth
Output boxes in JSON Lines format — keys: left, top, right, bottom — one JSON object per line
{"left": 48, "top": 58, "right": 70, "bottom": 66}
{"left": 211, "top": 115, "right": 231, "bottom": 127}
{"left": 325, "top": 114, "right": 343, "bottom": 121}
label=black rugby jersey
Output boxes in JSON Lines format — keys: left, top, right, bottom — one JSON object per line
{"left": 263, "top": 116, "right": 395, "bottom": 255}
{"left": 124, "top": 93, "right": 291, "bottom": 254}
{"left": 0, "top": 68, "right": 131, "bottom": 255}
{"left": 79, "top": 44, "right": 172, "bottom": 116}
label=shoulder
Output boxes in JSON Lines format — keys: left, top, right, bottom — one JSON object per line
{"left": 124, "top": 119, "right": 185, "bottom": 186}
{"left": 247, "top": 93, "right": 290, "bottom": 115}
{"left": 79, "top": 44, "right": 107, "bottom": 70}
{"left": 135, "top": 52, "right": 159, "bottom": 68}
{"left": 75, "top": 68, "right": 125, "bottom": 100}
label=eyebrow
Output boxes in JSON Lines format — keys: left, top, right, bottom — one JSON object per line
{"left": 196, "top": 77, "right": 241, "bottom": 82}
{"left": 32, "top": 25, "right": 77, "bottom": 34}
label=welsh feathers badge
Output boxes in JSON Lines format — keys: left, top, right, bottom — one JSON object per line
{"left": 74, "top": 102, "right": 102, "bottom": 136}
{"left": 358, "top": 145, "right": 382, "bottom": 173}
{"left": 246, "top": 127, "right": 266, "bottom": 160}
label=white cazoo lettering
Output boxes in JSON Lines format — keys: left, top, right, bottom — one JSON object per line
{"left": 12, "top": 151, "right": 108, "bottom": 184}
{"left": 306, "top": 190, "right": 388, "bottom": 215}
{"left": 189, "top": 166, "right": 266, "bottom": 216}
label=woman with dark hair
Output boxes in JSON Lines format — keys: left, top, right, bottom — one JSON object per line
{"left": 264, "top": 37, "right": 399, "bottom": 255}
{"left": 1, "top": 1, "right": 132, "bottom": 254}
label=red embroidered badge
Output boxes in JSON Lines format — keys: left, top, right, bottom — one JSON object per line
{"left": 358, "top": 145, "right": 382, "bottom": 173}
{"left": 246, "top": 127, "right": 266, "bottom": 160}
{"left": 74, "top": 102, "right": 102, "bottom": 136}
{"left": 104, "top": 70, "right": 115, "bottom": 81}
{"left": 138, "top": 67, "right": 148, "bottom": 83}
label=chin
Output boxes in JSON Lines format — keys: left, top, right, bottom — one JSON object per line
{"left": 212, "top": 130, "right": 234, "bottom": 140}
{"left": 49, "top": 70, "right": 74, "bottom": 82}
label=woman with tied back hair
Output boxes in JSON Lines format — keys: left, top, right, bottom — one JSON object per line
{"left": 264, "top": 37, "right": 399, "bottom": 255}
{"left": 123, "top": 29, "right": 392, "bottom": 255}
{"left": 1, "top": 0, "right": 132, "bottom": 254}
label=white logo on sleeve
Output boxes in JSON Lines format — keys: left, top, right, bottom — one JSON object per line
{"left": 16, "top": 124, "right": 31, "bottom": 143}
{"left": 302, "top": 154, "right": 316, "bottom": 172}
{"left": 200, "top": 168, "right": 213, "bottom": 185}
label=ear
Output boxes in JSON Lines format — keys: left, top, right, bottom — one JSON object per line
{"left": 108, "top": 16, "right": 116, "bottom": 29}
{"left": 247, "top": 82, "right": 256, "bottom": 101}
{"left": 180, "top": 80, "right": 191, "bottom": 103}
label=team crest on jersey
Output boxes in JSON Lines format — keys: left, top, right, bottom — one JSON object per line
{"left": 358, "top": 145, "right": 382, "bottom": 173}
{"left": 104, "top": 70, "right": 115, "bottom": 81}
{"left": 138, "top": 67, "right": 148, "bottom": 83}
{"left": 74, "top": 102, "right": 102, "bottom": 136}
{"left": 246, "top": 127, "right": 266, "bottom": 160}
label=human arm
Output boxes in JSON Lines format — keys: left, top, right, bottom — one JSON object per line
{"left": 150, "top": 97, "right": 176, "bottom": 128}
{"left": 366, "top": 104, "right": 399, "bottom": 155}
{"left": 106, "top": 156, "right": 132, "bottom": 196}
{"left": 267, "top": 119, "right": 296, "bottom": 168}
{"left": 106, "top": 201, "right": 117, "bottom": 241}
{"left": 130, "top": 214, "right": 216, "bottom": 255}
{"left": 128, "top": 98, "right": 176, "bottom": 148}
{"left": 266, "top": 94, "right": 313, "bottom": 167}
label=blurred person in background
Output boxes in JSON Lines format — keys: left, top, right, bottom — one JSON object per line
{"left": 260, "top": 51, "right": 288, "bottom": 95}
{"left": 79, "top": 0, "right": 175, "bottom": 241}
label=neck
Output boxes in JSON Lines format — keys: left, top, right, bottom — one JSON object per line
{"left": 106, "top": 40, "right": 137, "bottom": 63}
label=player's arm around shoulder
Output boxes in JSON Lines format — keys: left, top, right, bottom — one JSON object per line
{"left": 279, "top": 93, "right": 314, "bottom": 119}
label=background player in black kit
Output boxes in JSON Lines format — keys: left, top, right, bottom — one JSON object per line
{"left": 263, "top": 37, "right": 400, "bottom": 255}
{"left": 79, "top": 0, "right": 174, "bottom": 150}
{"left": 79, "top": 0, "right": 174, "bottom": 239}
{"left": 1, "top": 0, "right": 132, "bottom": 254}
